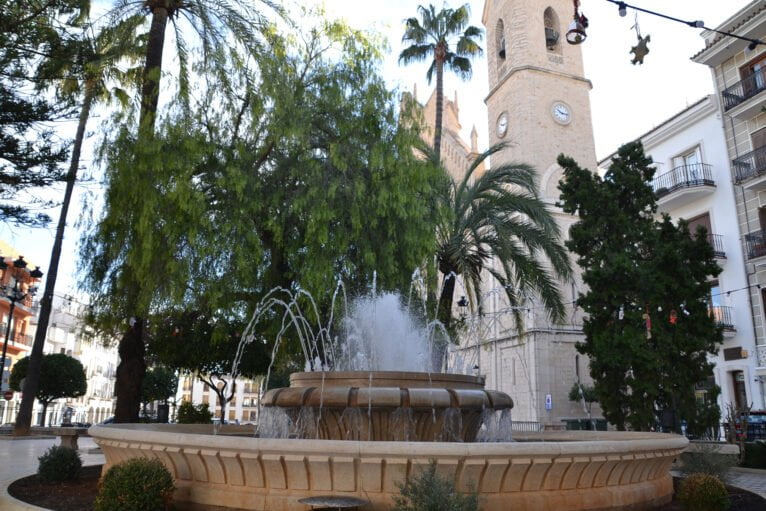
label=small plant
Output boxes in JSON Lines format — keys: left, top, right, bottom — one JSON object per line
{"left": 393, "top": 461, "right": 479, "bottom": 511}
{"left": 95, "top": 457, "right": 175, "bottom": 511}
{"left": 37, "top": 445, "right": 82, "bottom": 483}
{"left": 679, "top": 442, "right": 736, "bottom": 482}
{"left": 176, "top": 400, "right": 213, "bottom": 424}
{"left": 742, "top": 440, "right": 766, "bottom": 469}
{"left": 677, "top": 473, "right": 729, "bottom": 511}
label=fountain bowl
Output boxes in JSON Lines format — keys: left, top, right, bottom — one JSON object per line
{"left": 89, "top": 423, "right": 686, "bottom": 511}
{"left": 262, "top": 371, "right": 513, "bottom": 442}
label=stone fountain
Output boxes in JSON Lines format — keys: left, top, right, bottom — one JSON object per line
{"left": 89, "top": 290, "right": 687, "bottom": 510}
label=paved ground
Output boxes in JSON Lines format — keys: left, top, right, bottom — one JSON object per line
{"left": 0, "top": 436, "right": 104, "bottom": 510}
{"left": 727, "top": 467, "right": 766, "bottom": 499}
{"left": 0, "top": 437, "right": 764, "bottom": 509}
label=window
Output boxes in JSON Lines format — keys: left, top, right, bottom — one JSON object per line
{"left": 496, "top": 19, "right": 506, "bottom": 62}
{"left": 543, "top": 7, "right": 561, "bottom": 53}
{"left": 740, "top": 53, "right": 766, "bottom": 95}
{"left": 672, "top": 146, "right": 702, "bottom": 183}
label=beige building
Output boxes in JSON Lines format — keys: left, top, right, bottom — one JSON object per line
{"left": 407, "top": 84, "right": 484, "bottom": 182}
{"left": 692, "top": 1, "right": 766, "bottom": 407}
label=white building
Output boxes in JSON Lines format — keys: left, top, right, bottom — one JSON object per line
{"left": 33, "top": 295, "right": 118, "bottom": 425}
{"left": 600, "top": 94, "right": 765, "bottom": 413}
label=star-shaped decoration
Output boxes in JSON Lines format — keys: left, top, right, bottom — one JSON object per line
{"left": 630, "top": 34, "right": 651, "bottom": 65}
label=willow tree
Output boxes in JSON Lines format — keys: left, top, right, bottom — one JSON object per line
{"left": 81, "top": 0, "right": 276, "bottom": 423}
{"left": 82, "top": 17, "right": 447, "bottom": 413}
{"left": 399, "top": 3, "right": 482, "bottom": 161}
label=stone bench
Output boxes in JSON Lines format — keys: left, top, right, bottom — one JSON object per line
{"left": 47, "top": 426, "right": 89, "bottom": 450}
{"left": 298, "top": 496, "right": 369, "bottom": 510}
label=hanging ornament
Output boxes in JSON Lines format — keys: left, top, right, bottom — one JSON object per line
{"left": 172, "top": 326, "right": 180, "bottom": 337}
{"left": 642, "top": 305, "right": 652, "bottom": 339}
{"left": 618, "top": 305, "right": 625, "bottom": 320}
{"left": 630, "top": 15, "right": 650, "bottom": 65}
{"left": 669, "top": 310, "right": 678, "bottom": 325}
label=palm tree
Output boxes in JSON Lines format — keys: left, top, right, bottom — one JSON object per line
{"left": 14, "top": 17, "right": 145, "bottom": 436}
{"left": 107, "top": 0, "right": 276, "bottom": 134}
{"left": 399, "top": 3, "right": 482, "bottom": 162}
{"left": 92, "top": 0, "right": 276, "bottom": 423}
{"left": 435, "top": 144, "right": 572, "bottom": 331}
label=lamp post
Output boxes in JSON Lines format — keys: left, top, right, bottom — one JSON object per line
{"left": 0, "top": 256, "right": 43, "bottom": 384}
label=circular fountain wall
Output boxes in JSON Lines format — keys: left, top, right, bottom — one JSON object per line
{"left": 90, "top": 423, "right": 686, "bottom": 511}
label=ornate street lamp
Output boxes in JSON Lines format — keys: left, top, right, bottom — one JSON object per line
{"left": 0, "top": 256, "right": 43, "bottom": 383}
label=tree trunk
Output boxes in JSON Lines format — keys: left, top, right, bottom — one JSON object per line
{"left": 433, "top": 45, "right": 445, "bottom": 162}
{"left": 437, "top": 266, "right": 457, "bottom": 331}
{"left": 15, "top": 87, "right": 96, "bottom": 436}
{"left": 139, "top": 6, "right": 169, "bottom": 134}
{"left": 114, "top": 319, "right": 146, "bottom": 423}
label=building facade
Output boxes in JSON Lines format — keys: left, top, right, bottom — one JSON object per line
{"left": 0, "top": 241, "right": 41, "bottom": 424}
{"left": 692, "top": 1, "right": 766, "bottom": 410}
{"left": 33, "top": 294, "right": 118, "bottom": 425}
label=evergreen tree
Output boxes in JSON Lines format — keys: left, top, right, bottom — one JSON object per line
{"left": 558, "top": 141, "right": 723, "bottom": 433}
{"left": 0, "top": 0, "right": 90, "bottom": 226}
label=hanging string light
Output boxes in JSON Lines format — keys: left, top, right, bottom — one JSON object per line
{"left": 604, "top": 0, "right": 764, "bottom": 50}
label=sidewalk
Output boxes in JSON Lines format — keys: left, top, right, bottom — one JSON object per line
{"left": 727, "top": 467, "right": 766, "bottom": 499}
{"left": 0, "top": 436, "right": 104, "bottom": 511}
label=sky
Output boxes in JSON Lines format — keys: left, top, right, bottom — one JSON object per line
{"left": 0, "top": 0, "right": 756, "bottom": 298}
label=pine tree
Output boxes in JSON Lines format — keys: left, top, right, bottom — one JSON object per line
{"left": 558, "top": 141, "right": 723, "bottom": 433}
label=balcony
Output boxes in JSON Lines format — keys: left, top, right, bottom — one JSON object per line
{"left": 745, "top": 230, "right": 766, "bottom": 259}
{"left": 722, "top": 69, "right": 766, "bottom": 119}
{"left": 732, "top": 145, "right": 766, "bottom": 191}
{"left": 707, "top": 234, "right": 726, "bottom": 259}
{"left": 709, "top": 305, "right": 735, "bottom": 333}
{"left": 652, "top": 163, "right": 715, "bottom": 210}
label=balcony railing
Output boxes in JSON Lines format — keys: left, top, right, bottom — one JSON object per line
{"left": 707, "top": 234, "right": 725, "bottom": 258}
{"left": 10, "top": 332, "right": 33, "bottom": 347}
{"left": 733, "top": 145, "right": 766, "bottom": 183}
{"left": 722, "top": 68, "right": 766, "bottom": 110}
{"left": 745, "top": 230, "right": 766, "bottom": 259}
{"left": 709, "top": 305, "right": 734, "bottom": 330}
{"left": 652, "top": 163, "right": 714, "bottom": 198}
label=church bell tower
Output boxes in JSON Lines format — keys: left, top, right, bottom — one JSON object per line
{"left": 477, "top": 0, "right": 600, "bottom": 425}
{"left": 483, "top": 0, "right": 597, "bottom": 199}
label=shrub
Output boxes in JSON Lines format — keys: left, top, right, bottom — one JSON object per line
{"left": 742, "top": 441, "right": 766, "bottom": 469}
{"left": 393, "top": 461, "right": 479, "bottom": 511}
{"left": 37, "top": 445, "right": 82, "bottom": 483}
{"left": 677, "top": 473, "right": 729, "bottom": 511}
{"left": 679, "top": 442, "right": 736, "bottom": 482}
{"left": 176, "top": 401, "right": 213, "bottom": 424}
{"left": 94, "top": 457, "right": 175, "bottom": 511}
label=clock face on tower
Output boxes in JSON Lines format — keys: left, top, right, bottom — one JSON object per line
{"left": 551, "top": 102, "right": 571, "bottom": 125}
{"left": 496, "top": 112, "right": 509, "bottom": 137}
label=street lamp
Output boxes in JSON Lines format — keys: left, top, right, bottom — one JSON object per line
{"left": 0, "top": 256, "right": 43, "bottom": 383}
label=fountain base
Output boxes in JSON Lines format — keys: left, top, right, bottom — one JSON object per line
{"left": 90, "top": 424, "right": 686, "bottom": 511}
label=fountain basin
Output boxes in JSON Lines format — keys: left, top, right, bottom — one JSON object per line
{"left": 89, "top": 423, "right": 687, "bottom": 511}
{"left": 262, "top": 371, "right": 513, "bottom": 441}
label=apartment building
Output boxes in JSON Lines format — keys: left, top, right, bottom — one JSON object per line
{"left": 692, "top": 1, "right": 766, "bottom": 410}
